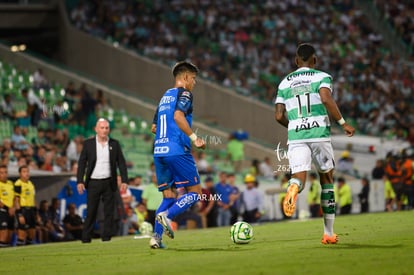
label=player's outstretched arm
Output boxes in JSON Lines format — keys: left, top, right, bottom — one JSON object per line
{"left": 174, "top": 110, "right": 205, "bottom": 149}
{"left": 275, "top": 103, "right": 289, "bottom": 128}
{"left": 319, "top": 87, "right": 355, "bottom": 137}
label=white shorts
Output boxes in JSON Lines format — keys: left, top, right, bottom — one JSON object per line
{"left": 287, "top": 141, "right": 335, "bottom": 174}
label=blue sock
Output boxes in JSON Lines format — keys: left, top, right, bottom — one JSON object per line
{"left": 167, "top": 192, "right": 199, "bottom": 220}
{"left": 154, "top": 198, "right": 176, "bottom": 239}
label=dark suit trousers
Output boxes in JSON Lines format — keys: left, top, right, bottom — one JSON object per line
{"left": 82, "top": 178, "right": 115, "bottom": 240}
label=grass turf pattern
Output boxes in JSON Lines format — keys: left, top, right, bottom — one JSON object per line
{"left": 1, "top": 211, "right": 413, "bottom": 275}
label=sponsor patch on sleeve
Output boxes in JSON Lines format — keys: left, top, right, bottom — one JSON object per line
{"left": 181, "top": 91, "right": 191, "bottom": 98}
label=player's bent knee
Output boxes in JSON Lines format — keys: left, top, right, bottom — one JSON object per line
{"left": 186, "top": 184, "right": 202, "bottom": 195}
{"left": 162, "top": 188, "right": 176, "bottom": 198}
{"left": 318, "top": 169, "right": 334, "bottom": 183}
{"left": 318, "top": 168, "right": 333, "bottom": 174}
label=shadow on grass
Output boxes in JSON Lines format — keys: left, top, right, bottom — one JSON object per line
{"left": 315, "top": 243, "right": 404, "bottom": 249}
{"left": 169, "top": 246, "right": 256, "bottom": 252}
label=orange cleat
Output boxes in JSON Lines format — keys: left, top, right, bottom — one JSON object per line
{"left": 283, "top": 184, "right": 299, "bottom": 217}
{"left": 321, "top": 234, "right": 338, "bottom": 244}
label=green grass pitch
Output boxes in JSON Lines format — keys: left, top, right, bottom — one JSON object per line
{"left": 1, "top": 211, "right": 413, "bottom": 275}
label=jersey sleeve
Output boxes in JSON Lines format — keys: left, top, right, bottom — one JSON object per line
{"left": 319, "top": 74, "right": 333, "bottom": 92}
{"left": 175, "top": 90, "right": 193, "bottom": 114}
{"left": 274, "top": 88, "right": 285, "bottom": 105}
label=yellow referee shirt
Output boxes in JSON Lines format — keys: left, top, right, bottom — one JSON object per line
{"left": 0, "top": 180, "right": 14, "bottom": 208}
{"left": 14, "top": 179, "right": 36, "bottom": 207}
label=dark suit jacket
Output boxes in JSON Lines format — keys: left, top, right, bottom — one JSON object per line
{"left": 77, "top": 137, "right": 128, "bottom": 192}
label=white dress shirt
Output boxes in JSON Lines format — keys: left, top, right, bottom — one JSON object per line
{"left": 90, "top": 137, "right": 111, "bottom": 179}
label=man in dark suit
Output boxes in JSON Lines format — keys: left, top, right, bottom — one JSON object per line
{"left": 76, "top": 118, "right": 128, "bottom": 243}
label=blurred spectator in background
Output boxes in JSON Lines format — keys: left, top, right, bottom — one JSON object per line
{"left": 371, "top": 159, "right": 385, "bottom": 180}
{"left": 401, "top": 149, "right": 413, "bottom": 209}
{"left": 384, "top": 177, "right": 396, "bottom": 212}
{"left": 63, "top": 81, "right": 78, "bottom": 113}
{"left": 337, "top": 150, "right": 358, "bottom": 177}
{"left": 248, "top": 159, "right": 260, "bottom": 177}
{"left": 215, "top": 171, "right": 232, "bottom": 226}
{"left": 95, "top": 89, "right": 110, "bottom": 112}
{"left": 21, "top": 88, "right": 43, "bottom": 127}
{"left": 337, "top": 177, "right": 352, "bottom": 215}
{"left": 141, "top": 174, "right": 162, "bottom": 229}
{"left": 128, "top": 175, "right": 144, "bottom": 205}
{"left": 133, "top": 203, "right": 148, "bottom": 234}
{"left": 198, "top": 176, "right": 216, "bottom": 228}
{"left": 66, "top": 136, "right": 84, "bottom": 163}
{"left": 227, "top": 173, "right": 240, "bottom": 224}
{"left": 240, "top": 174, "right": 263, "bottom": 223}
{"left": 358, "top": 177, "right": 370, "bottom": 213}
{"left": 0, "top": 93, "right": 16, "bottom": 120}
{"left": 226, "top": 133, "right": 244, "bottom": 173}
{"left": 63, "top": 203, "right": 83, "bottom": 241}
{"left": 11, "top": 125, "right": 30, "bottom": 152}
{"left": 52, "top": 129, "right": 70, "bottom": 153}
{"left": 307, "top": 172, "right": 321, "bottom": 218}
{"left": 67, "top": 0, "right": 414, "bottom": 139}
{"left": 258, "top": 156, "right": 274, "bottom": 179}
{"left": 203, "top": 176, "right": 218, "bottom": 228}
{"left": 48, "top": 198, "right": 66, "bottom": 240}
{"left": 145, "top": 162, "right": 155, "bottom": 183}
{"left": 40, "top": 151, "right": 54, "bottom": 171}
{"left": 38, "top": 200, "right": 55, "bottom": 243}
{"left": 32, "top": 68, "right": 49, "bottom": 89}
{"left": 384, "top": 153, "right": 404, "bottom": 211}
{"left": 53, "top": 154, "right": 69, "bottom": 173}
{"left": 118, "top": 176, "right": 132, "bottom": 208}
{"left": 407, "top": 126, "right": 414, "bottom": 147}
{"left": 196, "top": 151, "right": 213, "bottom": 175}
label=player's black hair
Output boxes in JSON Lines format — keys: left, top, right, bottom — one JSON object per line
{"left": 296, "top": 43, "right": 316, "bottom": 62}
{"left": 172, "top": 61, "right": 199, "bottom": 77}
{"left": 18, "top": 165, "right": 29, "bottom": 173}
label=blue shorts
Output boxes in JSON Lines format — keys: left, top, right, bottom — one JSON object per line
{"left": 154, "top": 154, "right": 200, "bottom": 191}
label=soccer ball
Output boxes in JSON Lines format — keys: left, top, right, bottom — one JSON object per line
{"left": 230, "top": 221, "right": 253, "bottom": 244}
{"left": 139, "top": 221, "right": 153, "bottom": 236}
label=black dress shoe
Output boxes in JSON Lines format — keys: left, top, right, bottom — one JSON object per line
{"left": 82, "top": 239, "right": 91, "bottom": 243}
{"left": 102, "top": 237, "right": 111, "bottom": 242}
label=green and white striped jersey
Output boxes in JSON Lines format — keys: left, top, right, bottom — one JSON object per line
{"left": 275, "top": 67, "right": 332, "bottom": 144}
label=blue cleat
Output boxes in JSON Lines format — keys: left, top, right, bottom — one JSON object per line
{"left": 156, "top": 211, "right": 175, "bottom": 239}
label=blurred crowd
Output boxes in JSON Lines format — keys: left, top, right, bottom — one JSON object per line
{"left": 69, "top": 0, "right": 414, "bottom": 142}
{"left": 0, "top": 67, "right": 114, "bottom": 174}
{"left": 374, "top": 0, "right": 414, "bottom": 51}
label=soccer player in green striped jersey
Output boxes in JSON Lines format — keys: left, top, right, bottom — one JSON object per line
{"left": 274, "top": 43, "right": 355, "bottom": 244}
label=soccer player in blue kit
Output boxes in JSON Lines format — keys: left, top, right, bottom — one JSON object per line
{"left": 150, "top": 61, "right": 206, "bottom": 249}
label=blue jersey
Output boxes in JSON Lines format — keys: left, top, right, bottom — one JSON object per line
{"left": 215, "top": 182, "right": 233, "bottom": 205}
{"left": 153, "top": 87, "right": 193, "bottom": 156}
